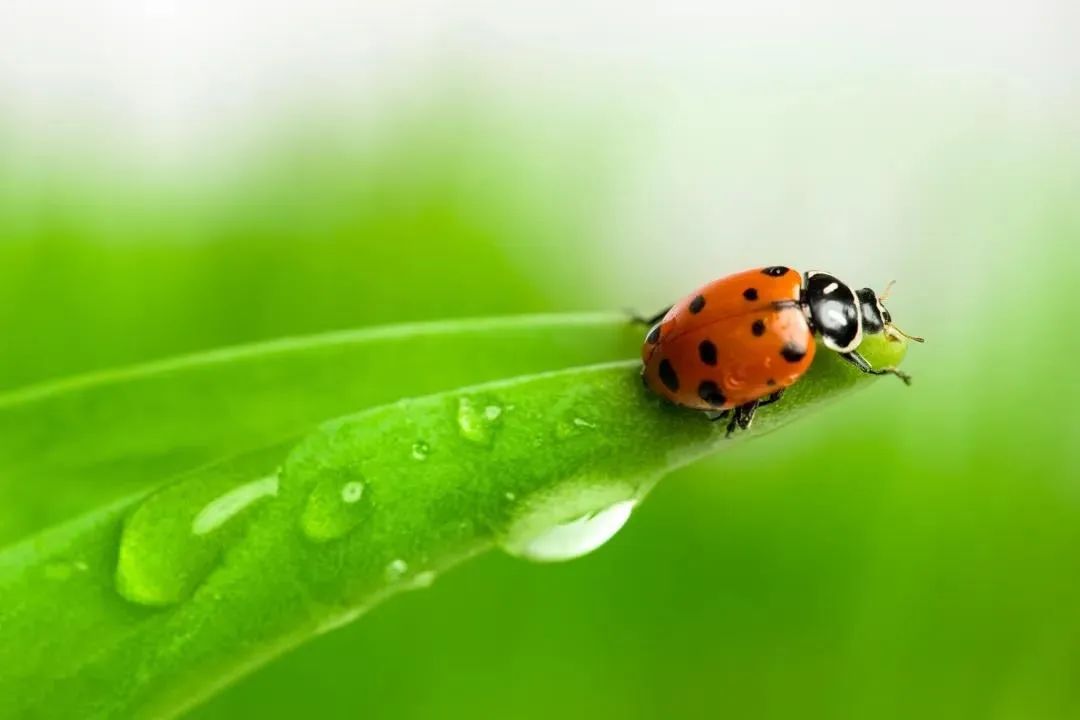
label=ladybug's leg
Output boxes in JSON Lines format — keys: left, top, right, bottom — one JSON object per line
{"left": 718, "top": 391, "right": 787, "bottom": 437}
{"left": 630, "top": 306, "right": 673, "bottom": 327}
{"left": 705, "top": 408, "right": 739, "bottom": 435}
{"left": 723, "top": 401, "right": 759, "bottom": 437}
{"left": 756, "top": 389, "right": 785, "bottom": 408}
{"left": 840, "top": 351, "right": 913, "bottom": 386}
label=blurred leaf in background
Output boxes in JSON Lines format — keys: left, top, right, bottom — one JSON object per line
{"left": 0, "top": 102, "right": 610, "bottom": 390}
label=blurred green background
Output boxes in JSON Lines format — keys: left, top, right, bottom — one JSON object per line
{"left": 3, "top": 2, "right": 1079, "bottom": 718}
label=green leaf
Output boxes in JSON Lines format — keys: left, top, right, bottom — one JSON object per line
{"left": 0, "top": 325, "right": 907, "bottom": 720}
{"left": 0, "top": 314, "right": 641, "bottom": 546}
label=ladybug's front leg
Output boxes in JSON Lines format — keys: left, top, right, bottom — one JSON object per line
{"left": 840, "top": 351, "right": 913, "bottom": 386}
{"left": 711, "top": 390, "right": 785, "bottom": 437}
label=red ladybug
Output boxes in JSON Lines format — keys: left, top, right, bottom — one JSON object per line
{"left": 639, "top": 266, "right": 922, "bottom": 435}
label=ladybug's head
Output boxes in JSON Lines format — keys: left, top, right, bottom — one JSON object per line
{"left": 856, "top": 283, "right": 924, "bottom": 344}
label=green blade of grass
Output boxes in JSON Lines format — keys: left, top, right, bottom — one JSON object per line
{"left": 0, "top": 313, "right": 641, "bottom": 546}
{"left": 0, "top": 332, "right": 907, "bottom": 719}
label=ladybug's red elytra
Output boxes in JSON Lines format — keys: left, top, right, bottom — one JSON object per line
{"left": 638, "top": 266, "right": 923, "bottom": 436}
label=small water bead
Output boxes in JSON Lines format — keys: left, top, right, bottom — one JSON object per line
{"left": 381, "top": 560, "right": 437, "bottom": 590}
{"left": 457, "top": 397, "right": 503, "bottom": 445}
{"left": 301, "top": 471, "right": 371, "bottom": 542}
{"left": 340, "top": 481, "right": 365, "bottom": 504}
{"left": 410, "top": 570, "right": 437, "bottom": 589}
{"left": 411, "top": 440, "right": 430, "bottom": 461}
{"left": 384, "top": 558, "right": 408, "bottom": 582}
{"left": 555, "top": 416, "right": 599, "bottom": 439}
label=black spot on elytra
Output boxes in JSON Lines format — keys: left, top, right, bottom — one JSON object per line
{"left": 762, "top": 266, "right": 790, "bottom": 277}
{"left": 751, "top": 319, "right": 766, "bottom": 336}
{"left": 698, "top": 339, "right": 717, "bottom": 366}
{"left": 697, "top": 380, "right": 727, "bottom": 406}
{"left": 645, "top": 324, "right": 661, "bottom": 344}
{"left": 658, "top": 359, "right": 679, "bottom": 392}
{"left": 688, "top": 295, "right": 706, "bottom": 314}
{"left": 766, "top": 378, "right": 777, "bottom": 387}
{"left": 781, "top": 342, "right": 807, "bottom": 363}
{"left": 743, "top": 287, "right": 759, "bottom": 301}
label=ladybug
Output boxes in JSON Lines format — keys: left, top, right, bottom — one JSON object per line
{"left": 639, "top": 266, "right": 922, "bottom": 436}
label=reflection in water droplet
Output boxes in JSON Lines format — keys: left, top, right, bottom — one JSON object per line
{"left": 116, "top": 469, "right": 281, "bottom": 607}
{"left": 457, "top": 397, "right": 502, "bottom": 444}
{"left": 340, "top": 481, "right": 365, "bottom": 504}
{"left": 385, "top": 558, "right": 408, "bottom": 582}
{"left": 411, "top": 440, "right": 430, "bottom": 460}
{"left": 192, "top": 475, "right": 279, "bottom": 535}
{"left": 502, "top": 499, "right": 637, "bottom": 563}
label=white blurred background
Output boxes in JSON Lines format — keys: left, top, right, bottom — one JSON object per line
{"left": 3, "top": 1, "right": 1078, "bottom": 312}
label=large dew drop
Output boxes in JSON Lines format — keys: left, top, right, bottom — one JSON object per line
{"left": 116, "top": 471, "right": 280, "bottom": 606}
{"left": 500, "top": 484, "right": 640, "bottom": 563}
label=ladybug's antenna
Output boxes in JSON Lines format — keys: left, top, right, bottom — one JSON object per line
{"left": 888, "top": 324, "right": 926, "bottom": 344}
{"left": 878, "top": 280, "right": 925, "bottom": 343}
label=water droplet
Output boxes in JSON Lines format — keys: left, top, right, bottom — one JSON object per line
{"left": 340, "top": 481, "right": 365, "bottom": 504}
{"left": 504, "top": 501, "right": 636, "bottom": 562}
{"left": 116, "top": 468, "right": 280, "bottom": 606}
{"left": 555, "top": 414, "right": 600, "bottom": 438}
{"left": 385, "top": 558, "right": 408, "bottom": 582}
{"left": 410, "top": 570, "right": 437, "bottom": 589}
{"left": 380, "top": 560, "right": 436, "bottom": 591}
{"left": 411, "top": 440, "right": 430, "bottom": 460}
{"left": 301, "top": 469, "right": 370, "bottom": 542}
{"left": 500, "top": 483, "right": 640, "bottom": 563}
{"left": 457, "top": 396, "right": 502, "bottom": 444}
